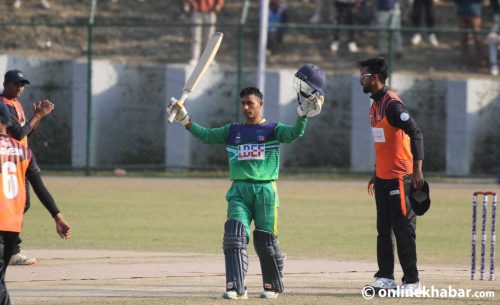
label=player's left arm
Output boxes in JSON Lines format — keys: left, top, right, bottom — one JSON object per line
{"left": 6, "top": 104, "right": 32, "bottom": 140}
{"left": 274, "top": 116, "right": 307, "bottom": 143}
{"left": 25, "top": 158, "right": 72, "bottom": 239}
{"left": 7, "top": 100, "right": 54, "bottom": 140}
{"left": 386, "top": 101, "right": 424, "bottom": 189}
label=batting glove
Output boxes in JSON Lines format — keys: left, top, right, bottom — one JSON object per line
{"left": 297, "top": 95, "right": 324, "bottom": 118}
{"left": 167, "top": 98, "right": 190, "bottom": 126}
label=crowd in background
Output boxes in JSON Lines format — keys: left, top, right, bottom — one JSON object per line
{"left": 269, "top": 0, "right": 500, "bottom": 75}
{"left": 11, "top": 0, "right": 500, "bottom": 75}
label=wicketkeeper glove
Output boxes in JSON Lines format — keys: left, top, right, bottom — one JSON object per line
{"left": 297, "top": 95, "right": 324, "bottom": 118}
{"left": 167, "top": 97, "right": 190, "bottom": 126}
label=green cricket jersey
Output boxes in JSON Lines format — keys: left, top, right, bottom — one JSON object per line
{"left": 188, "top": 117, "right": 307, "bottom": 180}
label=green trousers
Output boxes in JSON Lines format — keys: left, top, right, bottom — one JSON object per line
{"left": 225, "top": 180, "right": 280, "bottom": 240}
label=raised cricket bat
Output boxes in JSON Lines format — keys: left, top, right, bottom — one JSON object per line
{"left": 167, "top": 32, "right": 224, "bottom": 123}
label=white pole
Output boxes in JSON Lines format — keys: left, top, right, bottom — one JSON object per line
{"left": 257, "top": 0, "right": 269, "bottom": 96}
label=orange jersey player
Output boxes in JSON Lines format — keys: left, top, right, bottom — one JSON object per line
{"left": 359, "top": 57, "right": 425, "bottom": 296}
{"left": 0, "top": 102, "right": 71, "bottom": 305}
{"left": 1, "top": 69, "right": 62, "bottom": 266}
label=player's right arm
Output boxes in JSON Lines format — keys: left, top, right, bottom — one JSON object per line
{"left": 386, "top": 101, "right": 424, "bottom": 190}
{"left": 168, "top": 102, "right": 229, "bottom": 144}
{"left": 188, "top": 122, "right": 230, "bottom": 144}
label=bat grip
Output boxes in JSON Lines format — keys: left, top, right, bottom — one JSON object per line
{"left": 167, "top": 108, "right": 178, "bottom": 123}
{"left": 167, "top": 92, "right": 189, "bottom": 123}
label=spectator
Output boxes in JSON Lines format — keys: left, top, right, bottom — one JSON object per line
{"left": 491, "top": 0, "right": 500, "bottom": 21}
{"left": 376, "top": 0, "right": 403, "bottom": 58}
{"left": 455, "top": 0, "right": 485, "bottom": 71}
{"left": 487, "top": 16, "right": 500, "bottom": 75}
{"left": 13, "top": 0, "right": 50, "bottom": 9}
{"left": 330, "top": 0, "right": 360, "bottom": 53}
{"left": 267, "top": 0, "right": 289, "bottom": 56}
{"left": 309, "top": 0, "right": 335, "bottom": 23}
{"left": 357, "top": 0, "right": 373, "bottom": 24}
{"left": 184, "top": 0, "right": 224, "bottom": 65}
{"left": 410, "top": 0, "right": 439, "bottom": 47}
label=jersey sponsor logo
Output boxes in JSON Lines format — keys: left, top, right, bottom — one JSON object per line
{"left": 400, "top": 112, "right": 410, "bottom": 122}
{"left": 238, "top": 144, "right": 265, "bottom": 160}
{"left": 389, "top": 190, "right": 400, "bottom": 196}
{"left": 0, "top": 147, "right": 23, "bottom": 156}
{"left": 258, "top": 135, "right": 266, "bottom": 142}
{"left": 372, "top": 127, "right": 386, "bottom": 143}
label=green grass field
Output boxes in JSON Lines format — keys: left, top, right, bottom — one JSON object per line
{"left": 17, "top": 176, "right": 499, "bottom": 304}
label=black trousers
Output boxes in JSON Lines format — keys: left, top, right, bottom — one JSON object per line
{"left": 374, "top": 175, "right": 419, "bottom": 284}
{"left": 411, "top": 0, "right": 435, "bottom": 29}
{"left": 0, "top": 232, "right": 19, "bottom": 305}
{"left": 11, "top": 181, "right": 29, "bottom": 256}
{"left": 333, "top": 1, "right": 357, "bottom": 42}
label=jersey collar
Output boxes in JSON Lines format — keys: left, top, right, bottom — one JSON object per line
{"left": 371, "top": 86, "right": 388, "bottom": 102}
{"left": 243, "top": 118, "right": 266, "bottom": 125}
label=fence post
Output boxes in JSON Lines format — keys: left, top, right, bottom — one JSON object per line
{"left": 85, "top": 0, "right": 97, "bottom": 175}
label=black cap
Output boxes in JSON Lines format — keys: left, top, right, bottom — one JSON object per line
{"left": 4, "top": 69, "right": 30, "bottom": 85}
{"left": 0, "top": 103, "right": 11, "bottom": 126}
{"left": 409, "top": 181, "right": 431, "bottom": 216}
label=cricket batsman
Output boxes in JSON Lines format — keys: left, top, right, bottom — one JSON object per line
{"left": 167, "top": 64, "right": 326, "bottom": 299}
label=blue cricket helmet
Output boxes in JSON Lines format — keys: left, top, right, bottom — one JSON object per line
{"left": 294, "top": 64, "right": 325, "bottom": 96}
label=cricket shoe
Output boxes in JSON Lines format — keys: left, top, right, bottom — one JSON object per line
{"left": 365, "top": 277, "right": 397, "bottom": 292}
{"left": 260, "top": 290, "right": 279, "bottom": 299}
{"left": 9, "top": 252, "right": 37, "bottom": 265}
{"left": 396, "top": 281, "right": 421, "bottom": 297}
{"left": 222, "top": 290, "right": 248, "bottom": 300}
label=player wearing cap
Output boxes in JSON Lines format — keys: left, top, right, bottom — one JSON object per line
{"left": 0, "top": 102, "right": 71, "bottom": 305}
{"left": 358, "top": 57, "right": 425, "bottom": 295}
{"left": 167, "top": 65, "right": 326, "bottom": 299}
{"left": 1, "top": 69, "right": 69, "bottom": 265}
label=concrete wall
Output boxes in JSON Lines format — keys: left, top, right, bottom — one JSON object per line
{"left": 72, "top": 60, "right": 166, "bottom": 168}
{"left": 446, "top": 79, "right": 500, "bottom": 175}
{"left": 0, "top": 55, "right": 498, "bottom": 175}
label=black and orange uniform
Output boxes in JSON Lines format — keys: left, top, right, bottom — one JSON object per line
{"left": 1, "top": 96, "right": 29, "bottom": 148}
{"left": 1, "top": 95, "right": 59, "bottom": 256}
{"left": 0, "top": 136, "right": 32, "bottom": 232}
{"left": 0, "top": 135, "right": 33, "bottom": 305}
{"left": 369, "top": 86, "right": 424, "bottom": 284}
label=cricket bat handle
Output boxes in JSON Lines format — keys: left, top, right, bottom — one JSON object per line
{"left": 167, "top": 92, "right": 189, "bottom": 123}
